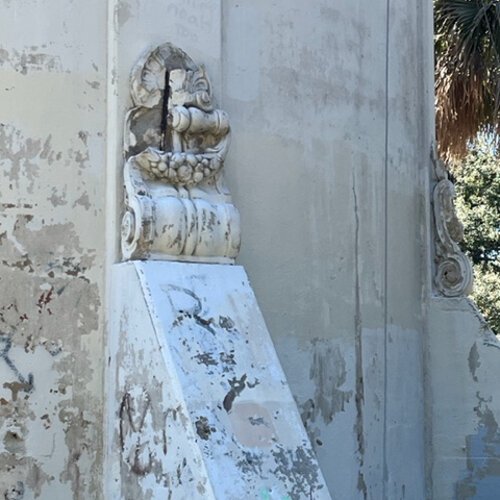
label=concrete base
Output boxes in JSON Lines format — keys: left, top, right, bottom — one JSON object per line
{"left": 428, "top": 297, "right": 500, "bottom": 499}
{"left": 106, "top": 261, "right": 330, "bottom": 499}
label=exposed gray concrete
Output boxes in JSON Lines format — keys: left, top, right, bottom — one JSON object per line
{"left": 221, "top": 0, "right": 431, "bottom": 496}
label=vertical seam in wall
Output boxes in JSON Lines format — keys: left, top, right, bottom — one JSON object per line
{"left": 220, "top": 0, "right": 224, "bottom": 104}
{"left": 103, "top": 0, "right": 118, "bottom": 495}
{"left": 420, "top": 1, "right": 435, "bottom": 497}
{"left": 105, "top": 1, "right": 119, "bottom": 266}
{"left": 383, "top": 0, "right": 391, "bottom": 497}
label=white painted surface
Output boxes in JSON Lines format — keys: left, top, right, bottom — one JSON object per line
{"left": 107, "top": 261, "right": 331, "bottom": 499}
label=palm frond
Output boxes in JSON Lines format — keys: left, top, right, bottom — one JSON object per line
{"left": 435, "top": 0, "right": 500, "bottom": 162}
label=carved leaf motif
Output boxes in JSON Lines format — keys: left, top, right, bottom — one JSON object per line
{"left": 432, "top": 161, "right": 473, "bottom": 297}
{"left": 121, "top": 43, "right": 240, "bottom": 262}
{"left": 130, "top": 44, "right": 197, "bottom": 108}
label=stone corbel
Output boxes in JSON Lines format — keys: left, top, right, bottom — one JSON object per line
{"left": 432, "top": 155, "right": 473, "bottom": 297}
{"left": 121, "top": 44, "right": 241, "bottom": 262}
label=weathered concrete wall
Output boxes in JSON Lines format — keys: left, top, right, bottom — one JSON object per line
{"left": 222, "top": 0, "right": 432, "bottom": 497}
{"left": 109, "top": 1, "right": 433, "bottom": 496}
{"left": 0, "top": 1, "right": 107, "bottom": 498}
{"left": 428, "top": 299, "right": 500, "bottom": 499}
{"left": 103, "top": 2, "right": 433, "bottom": 496}
{"left": 6, "top": 1, "right": 500, "bottom": 499}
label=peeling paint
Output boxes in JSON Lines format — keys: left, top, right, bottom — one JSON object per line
{"left": 0, "top": 47, "right": 63, "bottom": 74}
{"left": 271, "top": 445, "right": 324, "bottom": 500}
{"left": 0, "top": 455, "right": 51, "bottom": 497}
{"left": 0, "top": 125, "right": 43, "bottom": 192}
{"left": 456, "top": 393, "right": 500, "bottom": 498}
{"left": 72, "top": 193, "right": 91, "bottom": 210}
{"left": 307, "top": 341, "right": 352, "bottom": 424}
{"left": 115, "top": 1, "right": 134, "bottom": 28}
{"left": 0, "top": 217, "right": 102, "bottom": 498}
{"left": 195, "top": 416, "right": 214, "bottom": 440}
{"left": 48, "top": 187, "right": 67, "bottom": 207}
{"left": 0, "top": 216, "right": 96, "bottom": 279}
{"left": 0, "top": 5, "right": 106, "bottom": 499}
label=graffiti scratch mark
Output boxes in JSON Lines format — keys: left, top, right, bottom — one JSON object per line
{"left": 0, "top": 334, "right": 34, "bottom": 393}
{"left": 162, "top": 284, "right": 216, "bottom": 336}
{"left": 119, "top": 390, "right": 154, "bottom": 476}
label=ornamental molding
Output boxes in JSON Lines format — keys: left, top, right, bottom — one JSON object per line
{"left": 121, "top": 43, "right": 240, "bottom": 262}
{"left": 432, "top": 154, "right": 473, "bottom": 297}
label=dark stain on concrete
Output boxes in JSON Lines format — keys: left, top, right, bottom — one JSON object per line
{"left": 307, "top": 341, "right": 353, "bottom": 425}
{"left": 223, "top": 374, "right": 247, "bottom": 413}
{"left": 218, "top": 315, "right": 235, "bottom": 331}
{"left": 249, "top": 416, "right": 265, "bottom": 426}
{"left": 247, "top": 378, "right": 260, "bottom": 388}
{"left": 1, "top": 256, "right": 34, "bottom": 274}
{"left": 118, "top": 388, "right": 158, "bottom": 481}
{"left": 195, "top": 416, "right": 214, "bottom": 440}
{"left": 0, "top": 454, "right": 50, "bottom": 497}
{"left": 468, "top": 343, "right": 480, "bottom": 383}
{"left": 194, "top": 352, "right": 217, "bottom": 366}
{"left": 3, "top": 480, "right": 24, "bottom": 500}
{"left": 236, "top": 450, "right": 265, "bottom": 476}
{"left": 219, "top": 351, "right": 236, "bottom": 372}
{"left": 353, "top": 175, "right": 367, "bottom": 498}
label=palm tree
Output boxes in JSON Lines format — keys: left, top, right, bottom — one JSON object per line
{"left": 434, "top": 0, "right": 500, "bottom": 161}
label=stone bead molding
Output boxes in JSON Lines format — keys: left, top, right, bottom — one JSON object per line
{"left": 121, "top": 43, "right": 241, "bottom": 262}
{"left": 432, "top": 156, "right": 473, "bottom": 297}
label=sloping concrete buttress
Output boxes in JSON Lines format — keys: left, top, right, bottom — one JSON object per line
{"left": 107, "top": 262, "right": 331, "bottom": 499}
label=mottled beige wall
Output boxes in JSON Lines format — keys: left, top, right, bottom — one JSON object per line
{"left": 0, "top": 1, "right": 107, "bottom": 497}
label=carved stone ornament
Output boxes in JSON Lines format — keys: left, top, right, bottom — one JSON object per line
{"left": 432, "top": 155, "right": 473, "bottom": 297}
{"left": 121, "top": 43, "right": 241, "bottom": 262}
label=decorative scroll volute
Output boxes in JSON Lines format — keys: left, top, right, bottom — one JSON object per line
{"left": 432, "top": 156, "right": 473, "bottom": 297}
{"left": 121, "top": 43, "right": 240, "bottom": 262}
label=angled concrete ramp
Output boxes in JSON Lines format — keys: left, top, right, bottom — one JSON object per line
{"left": 106, "top": 261, "right": 331, "bottom": 499}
